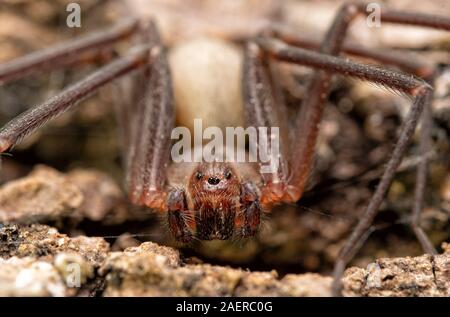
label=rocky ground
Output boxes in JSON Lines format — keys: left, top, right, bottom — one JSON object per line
{"left": 1, "top": 223, "right": 449, "bottom": 297}
{"left": 0, "top": 167, "right": 449, "bottom": 297}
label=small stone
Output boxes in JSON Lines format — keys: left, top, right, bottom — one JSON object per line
{"left": 0, "top": 165, "right": 83, "bottom": 224}
{"left": 54, "top": 252, "right": 94, "bottom": 287}
{"left": 66, "top": 169, "right": 127, "bottom": 223}
{"left": 0, "top": 257, "right": 66, "bottom": 297}
{"left": 234, "top": 271, "right": 280, "bottom": 296}
{"left": 342, "top": 252, "right": 450, "bottom": 296}
{"left": 281, "top": 273, "right": 333, "bottom": 297}
{"left": 0, "top": 224, "right": 110, "bottom": 267}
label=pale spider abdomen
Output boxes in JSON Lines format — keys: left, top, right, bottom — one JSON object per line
{"left": 169, "top": 38, "right": 245, "bottom": 133}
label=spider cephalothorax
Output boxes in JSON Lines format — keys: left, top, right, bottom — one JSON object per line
{"left": 167, "top": 161, "right": 261, "bottom": 242}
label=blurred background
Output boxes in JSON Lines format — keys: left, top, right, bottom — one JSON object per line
{"left": 0, "top": 0, "right": 449, "bottom": 276}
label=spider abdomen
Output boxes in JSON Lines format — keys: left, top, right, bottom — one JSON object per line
{"left": 169, "top": 38, "right": 245, "bottom": 132}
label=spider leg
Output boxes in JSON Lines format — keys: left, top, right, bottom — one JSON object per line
{"left": 266, "top": 5, "right": 441, "bottom": 258}
{"left": 258, "top": 4, "right": 362, "bottom": 204}
{"left": 262, "top": 2, "right": 450, "bottom": 295}
{"left": 167, "top": 188, "right": 193, "bottom": 243}
{"left": 0, "top": 18, "right": 139, "bottom": 84}
{"left": 242, "top": 43, "right": 292, "bottom": 208}
{"left": 257, "top": 37, "right": 435, "bottom": 295}
{"left": 264, "top": 24, "right": 436, "bottom": 79}
{"left": 125, "top": 23, "right": 174, "bottom": 211}
{"left": 117, "top": 21, "right": 160, "bottom": 158}
{"left": 0, "top": 19, "right": 174, "bottom": 212}
{"left": 264, "top": 2, "right": 449, "bottom": 201}
{"left": 0, "top": 46, "right": 149, "bottom": 153}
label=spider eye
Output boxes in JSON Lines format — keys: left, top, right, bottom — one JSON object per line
{"left": 195, "top": 171, "right": 203, "bottom": 180}
{"left": 224, "top": 171, "right": 232, "bottom": 179}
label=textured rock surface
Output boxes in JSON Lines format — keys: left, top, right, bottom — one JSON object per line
{"left": 1, "top": 0, "right": 449, "bottom": 274}
{"left": 0, "top": 257, "right": 68, "bottom": 297}
{"left": 0, "top": 224, "right": 109, "bottom": 267}
{"left": 0, "top": 166, "right": 140, "bottom": 225}
{"left": 0, "top": 165, "right": 449, "bottom": 292}
{"left": 0, "top": 224, "right": 449, "bottom": 297}
{"left": 0, "top": 224, "right": 109, "bottom": 296}
{"left": 65, "top": 168, "right": 132, "bottom": 224}
{"left": 99, "top": 241, "right": 450, "bottom": 297}
{"left": 100, "top": 242, "right": 334, "bottom": 296}
{"left": 0, "top": 166, "right": 83, "bottom": 224}
{"left": 342, "top": 243, "right": 450, "bottom": 297}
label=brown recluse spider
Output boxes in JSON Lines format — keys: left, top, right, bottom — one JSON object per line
{"left": 0, "top": 2, "right": 449, "bottom": 296}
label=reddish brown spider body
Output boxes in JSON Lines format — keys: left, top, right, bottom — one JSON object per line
{"left": 0, "top": 2, "right": 449, "bottom": 296}
{"left": 167, "top": 161, "right": 261, "bottom": 242}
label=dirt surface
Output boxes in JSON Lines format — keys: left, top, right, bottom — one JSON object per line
{"left": 0, "top": 168, "right": 449, "bottom": 296}
{"left": 1, "top": 224, "right": 449, "bottom": 297}
{"left": 342, "top": 243, "right": 450, "bottom": 297}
